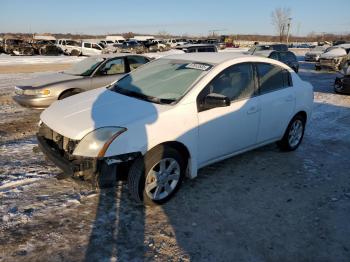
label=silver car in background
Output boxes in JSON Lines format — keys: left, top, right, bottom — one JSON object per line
{"left": 13, "top": 54, "right": 150, "bottom": 109}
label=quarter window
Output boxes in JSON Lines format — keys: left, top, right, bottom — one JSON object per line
{"left": 256, "top": 63, "right": 291, "bottom": 94}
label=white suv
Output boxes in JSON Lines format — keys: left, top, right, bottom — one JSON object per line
{"left": 37, "top": 53, "right": 313, "bottom": 205}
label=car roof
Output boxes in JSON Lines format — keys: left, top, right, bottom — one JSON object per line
{"left": 163, "top": 52, "right": 251, "bottom": 64}
{"left": 91, "top": 53, "right": 147, "bottom": 59}
{"left": 254, "top": 50, "right": 295, "bottom": 57}
{"left": 176, "top": 44, "right": 216, "bottom": 48}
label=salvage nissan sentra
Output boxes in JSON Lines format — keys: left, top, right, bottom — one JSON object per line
{"left": 37, "top": 53, "right": 313, "bottom": 205}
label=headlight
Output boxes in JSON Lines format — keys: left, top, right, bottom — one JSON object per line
{"left": 73, "top": 127, "right": 127, "bottom": 157}
{"left": 23, "top": 88, "right": 51, "bottom": 96}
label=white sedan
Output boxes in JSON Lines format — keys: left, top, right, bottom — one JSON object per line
{"left": 37, "top": 53, "right": 314, "bottom": 205}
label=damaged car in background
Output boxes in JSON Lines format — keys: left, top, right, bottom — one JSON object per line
{"left": 13, "top": 54, "right": 150, "bottom": 109}
{"left": 31, "top": 40, "right": 63, "bottom": 55}
{"left": 316, "top": 44, "right": 350, "bottom": 71}
{"left": 2, "top": 38, "right": 34, "bottom": 55}
{"left": 334, "top": 61, "right": 350, "bottom": 94}
{"left": 36, "top": 53, "right": 313, "bottom": 205}
{"left": 304, "top": 45, "right": 329, "bottom": 62}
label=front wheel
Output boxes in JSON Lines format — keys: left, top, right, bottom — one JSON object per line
{"left": 128, "top": 146, "right": 185, "bottom": 205}
{"left": 277, "top": 115, "right": 306, "bottom": 151}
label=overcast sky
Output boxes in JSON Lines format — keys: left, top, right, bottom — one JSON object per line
{"left": 1, "top": 0, "right": 349, "bottom": 36}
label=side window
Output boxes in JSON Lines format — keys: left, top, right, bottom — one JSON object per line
{"left": 202, "top": 63, "right": 255, "bottom": 103}
{"left": 84, "top": 43, "right": 91, "bottom": 48}
{"left": 128, "top": 56, "right": 149, "bottom": 70}
{"left": 97, "top": 58, "right": 125, "bottom": 75}
{"left": 256, "top": 63, "right": 289, "bottom": 94}
{"left": 92, "top": 44, "right": 101, "bottom": 50}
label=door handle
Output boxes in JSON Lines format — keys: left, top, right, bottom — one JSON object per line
{"left": 247, "top": 106, "right": 259, "bottom": 115}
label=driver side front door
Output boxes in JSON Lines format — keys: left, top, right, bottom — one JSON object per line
{"left": 197, "top": 63, "right": 260, "bottom": 166}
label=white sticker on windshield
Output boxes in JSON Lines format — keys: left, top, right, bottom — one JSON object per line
{"left": 185, "top": 63, "right": 211, "bottom": 71}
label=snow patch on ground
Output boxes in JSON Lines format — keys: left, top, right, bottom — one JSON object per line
{"left": 0, "top": 54, "right": 84, "bottom": 65}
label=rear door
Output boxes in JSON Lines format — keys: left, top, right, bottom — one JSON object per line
{"left": 90, "top": 57, "right": 127, "bottom": 89}
{"left": 255, "top": 62, "right": 295, "bottom": 143}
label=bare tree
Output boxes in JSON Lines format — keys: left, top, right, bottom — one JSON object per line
{"left": 271, "top": 7, "right": 291, "bottom": 42}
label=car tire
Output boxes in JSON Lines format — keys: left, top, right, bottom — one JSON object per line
{"left": 277, "top": 114, "right": 306, "bottom": 151}
{"left": 70, "top": 49, "right": 81, "bottom": 56}
{"left": 334, "top": 77, "right": 343, "bottom": 94}
{"left": 58, "top": 90, "right": 79, "bottom": 100}
{"left": 128, "top": 146, "right": 185, "bottom": 205}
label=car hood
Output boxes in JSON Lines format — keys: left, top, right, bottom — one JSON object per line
{"left": 16, "top": 72, "right": 83, "bottom": 88}
{"left": 320, "top": 48, "right": 347, "bottom": 59}
{"left": 40, "top": 87, "right": 170, "bottom": 140}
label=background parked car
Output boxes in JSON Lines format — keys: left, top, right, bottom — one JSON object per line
{"left": 254, "top": 50, "right": 299, "bottom": 73}
{"left": 2, "top": 38, "right": 34, "bottom": 55}
{"left": 31, "top": 40, "right": 63, "bottom": 56}
{"left": 304, "top": 45, "right": 329, "bottom": 62}
{"left": 13, "top": 54, "right": 151, "bottom": 109}
{"left": 316, "top": 44, "right": 350, "bottom": 71}
{"left": 56, "top": 39, "right": 81, "bottom": 55}
{"left": 120, "top": 40, "right": 146, "bottom": 53}
{"left": 246, "top": 43, "right": 288, "bottom": 55}
{"left": 334, "top": 61, "right": 350, "bottom": 94}
{"left": 175, "top": 44, "right": 218, "bottom": 53}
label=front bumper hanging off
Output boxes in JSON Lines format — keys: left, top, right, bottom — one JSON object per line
{"left": 36, "top": 124, "right": 141, "bottom": 178}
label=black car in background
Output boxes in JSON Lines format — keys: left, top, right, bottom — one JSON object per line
{"left": 254, "top": 50, "right": 299, "bottom": 73}
{"left": 175, "top": 44, "right": 218, "bottom": 53}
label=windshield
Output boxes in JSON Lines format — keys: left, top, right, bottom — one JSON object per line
{"left": 64, "top": 57, "right": 104, "bottom": 76}
{"left": 110, "top": 58, "right": 212, "bottom": 104}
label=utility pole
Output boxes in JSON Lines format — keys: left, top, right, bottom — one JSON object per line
{"left": 286, "top": 17, "right": 292, "bottom": 44}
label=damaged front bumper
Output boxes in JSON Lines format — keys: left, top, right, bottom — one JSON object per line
{"left": 37, "top": 124, "right": 140, "bottom": 179}
{"left": 317, "top": 57, "right": 346, "bottom": 71}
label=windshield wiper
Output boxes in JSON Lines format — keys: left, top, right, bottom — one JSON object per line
{"left": 113, "top": 87, "right": 175, "bottom": 104}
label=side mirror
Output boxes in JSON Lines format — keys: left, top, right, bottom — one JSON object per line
{"left": 204, "top": 93, "right": 230, "bottom": 109}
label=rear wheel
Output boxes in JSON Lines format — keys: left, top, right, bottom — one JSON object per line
{"left": 128, "top": 146, "right": 185, "bottom": 205}
{"left": 277, "top": 115, "right": 306, "bottom": 151}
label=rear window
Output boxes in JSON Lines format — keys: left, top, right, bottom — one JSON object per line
{"left": 256, "top": 63, "right": 291, "bottom": 95}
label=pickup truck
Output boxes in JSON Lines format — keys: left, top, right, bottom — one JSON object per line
{"left": 56, "top": 39, "right": 103, "bottom": 56}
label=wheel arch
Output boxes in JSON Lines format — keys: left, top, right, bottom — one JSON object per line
{"left": 294, "top": 110, "right": 307, "bottom": 124}
{"left": 146, "top": 141, "right": 193, "bottom": 178}
{"left": 58, "top": 88, "right": 83, "bottom": 100}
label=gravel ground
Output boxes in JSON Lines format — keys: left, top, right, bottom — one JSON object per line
{"left": 0, "top": 58, "right": 350, "bottom": 262}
